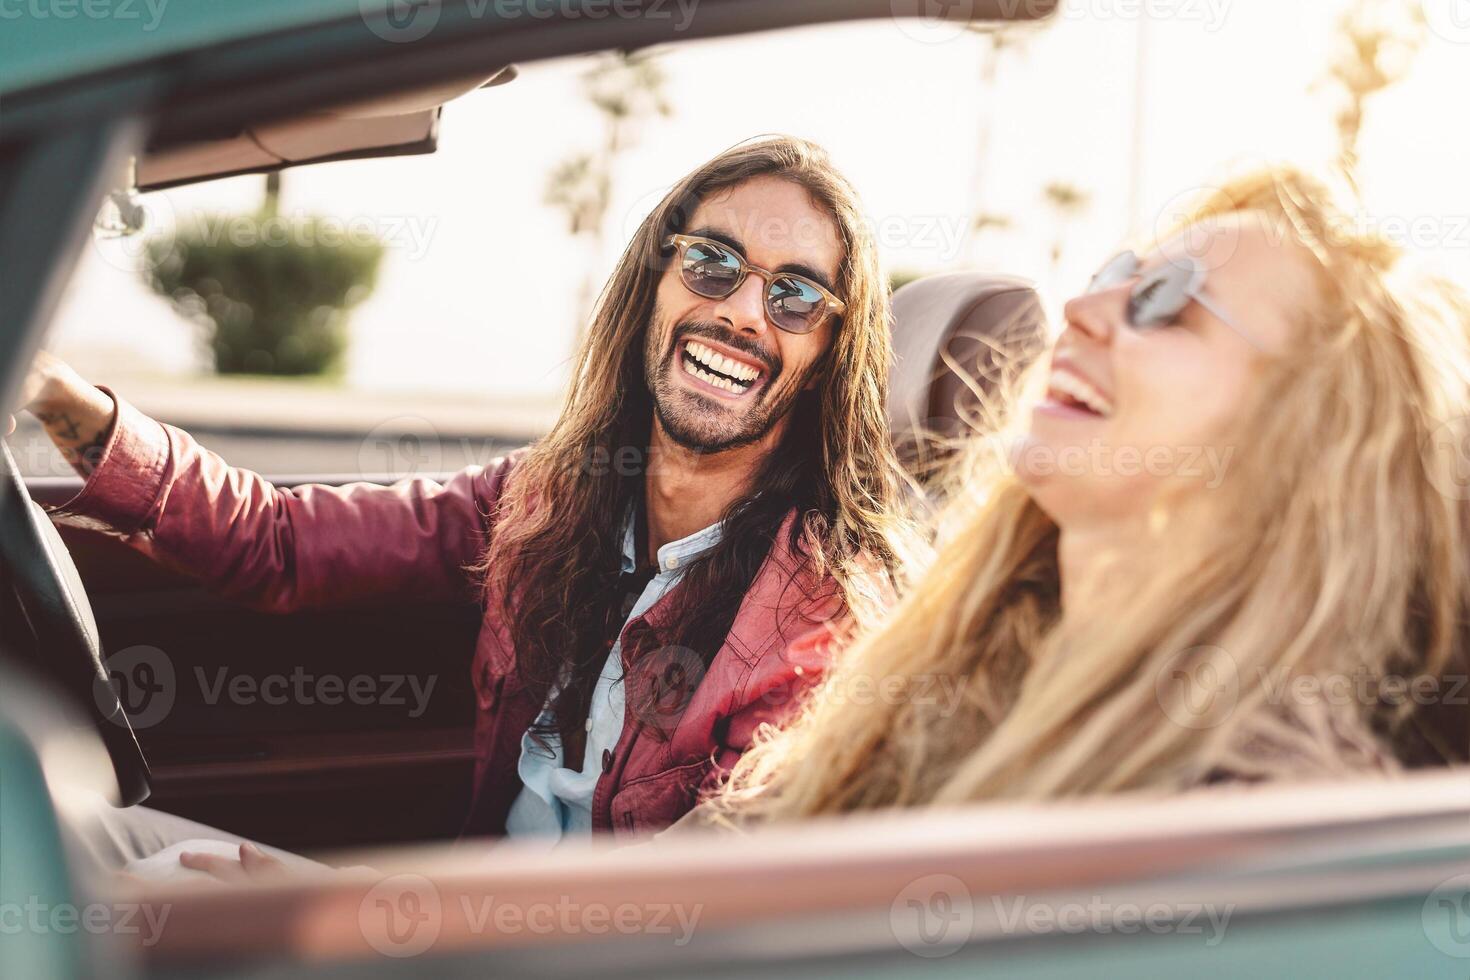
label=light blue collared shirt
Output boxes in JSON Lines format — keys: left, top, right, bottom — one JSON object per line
{"left": 504, "top": 511, "right": 723, "bottom": 843}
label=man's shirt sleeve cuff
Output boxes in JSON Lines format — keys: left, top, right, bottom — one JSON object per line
{"left": 43, "top": 385, "right": 171, "bottom": 536}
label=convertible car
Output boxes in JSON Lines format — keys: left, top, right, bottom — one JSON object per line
{"left": 0, "top": 1, "right": 1466, "bottom": 978}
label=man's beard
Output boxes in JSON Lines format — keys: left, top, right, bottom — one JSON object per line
{"left": 644, "top": 318, "right": 813, "bottom": 455}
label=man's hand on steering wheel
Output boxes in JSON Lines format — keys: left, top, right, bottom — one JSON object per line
{"left": 10, "top": 349, "right": 118, "bottom": 476}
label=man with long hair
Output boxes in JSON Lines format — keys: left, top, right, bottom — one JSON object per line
{"left": 21, "top": 136, "right": 913, "bottom": 871}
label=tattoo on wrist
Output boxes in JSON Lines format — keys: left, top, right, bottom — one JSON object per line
{"left": 35, "top": 410, "right": 109, "bottom": 476}
{"left": 34, "top": 410, "right": 81, "bottom": 441}
{"left": 65, "top": 429, "right": 110, "bottom": 475}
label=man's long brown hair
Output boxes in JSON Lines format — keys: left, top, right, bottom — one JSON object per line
{"left": 476, "top": 136, "right": 914, "bottom": 743}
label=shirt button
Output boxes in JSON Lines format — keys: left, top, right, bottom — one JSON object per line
{"left": 601, "top": 749, "right": 614, "bottom": 773}
{"left": 665, "top": 556, "right": 679, "bottom": 570}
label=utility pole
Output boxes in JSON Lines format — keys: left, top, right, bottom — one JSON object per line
{"left": 1126, "top": 14, "right": 1151, "bottom": 237}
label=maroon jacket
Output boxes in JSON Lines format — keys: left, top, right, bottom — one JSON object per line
{"left": 48, "top": 390, "right": 850, "bottom": 837}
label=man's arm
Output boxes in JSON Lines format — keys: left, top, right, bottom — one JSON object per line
{"left": 17, "top": 349, "right": 117, "bottom": 477}
{"left": 16, "top": 351, "right": 513, "bottom": 613}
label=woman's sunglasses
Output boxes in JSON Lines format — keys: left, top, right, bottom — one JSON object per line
{"left": 664, "top": 234, "right": 845, "bottom": 335}
{"left": 1086, "top": 250, "right": 1262, "bottom": 351}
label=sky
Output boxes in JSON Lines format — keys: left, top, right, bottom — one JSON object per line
{"left": 48, "top": 0, "right": 1470, "bottom": 404}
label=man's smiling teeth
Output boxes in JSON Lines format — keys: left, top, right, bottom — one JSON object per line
{"left": 682, "top": 340, "right": 761, "bottom": 393}
{"left": 1049, "top": 371, "right": 1114, "bottom": 417}
{"left": 685, "top": 340, "right": 760, "bottom": 382}
{"left": 683, "top": 360, "right": 748, "bottom": 393}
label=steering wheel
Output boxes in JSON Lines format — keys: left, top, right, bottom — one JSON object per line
{"left": 0, "top": 438, "right": 150, "bottom": 806}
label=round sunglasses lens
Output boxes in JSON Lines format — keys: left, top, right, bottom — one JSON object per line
{"left": 1088, "top": 251, "right": 1138, "bottom": 294}
{"left": 768, "top": 277, "right": 824, "bottom": 333}
{"left": 1128, "top": 264, "right": 1192, "bottom": 328}
{"left": 681, "top": 240, "right": 743, "bottom": 298}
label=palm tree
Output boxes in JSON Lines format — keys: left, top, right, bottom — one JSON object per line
{"left": 1042, "top": 181, "right": 1091, "bottom": 272}
{"left": 545, "top": 49, "right": 673, "bottom": 347}
{"left": 972, "top": 212, "right": 1012, "bottom": 236}
{"left": 543, "top": 154, "right": 603, "bottom": 237}
{"left": 264, "top": 170, "right": 282, "bottom": 217}
{"left": 1319, "top": 0, "right": 1427, "bottom": 179}
{"left": 961, "top": 21, "right": 1047, "bottom": 264}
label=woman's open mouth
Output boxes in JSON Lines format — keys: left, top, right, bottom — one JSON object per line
{"left": 1041, "top": 369, "right": 1114, "bottom": 418}
{"left": 678, "top": 339, "right": 765, "bottom": 398}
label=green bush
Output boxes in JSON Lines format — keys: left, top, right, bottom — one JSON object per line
{"left": 143, "top": 209, "right": 385, "bottom": 377}
{"left": 889, "top": 269, "right": 926, "bottom": 295}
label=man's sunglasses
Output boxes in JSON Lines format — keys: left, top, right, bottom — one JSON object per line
{"left": 664, "top": 234, "right": 845, "bottom": 335}
{"left": 1086, "top": 250, "right": 1262, "bottom": 351}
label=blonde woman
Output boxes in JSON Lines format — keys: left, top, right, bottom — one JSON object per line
{"left": 707, "top": 167, "right": 1470, "bottom": 823}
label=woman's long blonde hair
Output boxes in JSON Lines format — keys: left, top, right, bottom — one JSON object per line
{"left": 714, "top": 167, "right": 1470, "bottom": 820}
